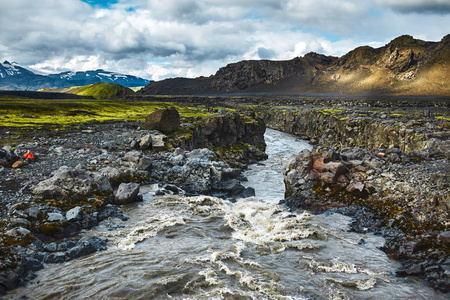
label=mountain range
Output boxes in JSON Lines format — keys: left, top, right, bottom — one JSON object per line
{"left": 0, "top": 61, "right": 150, "bottom": 91}
{"left": 139, "top": 34, "right": 450, "bottom": 97}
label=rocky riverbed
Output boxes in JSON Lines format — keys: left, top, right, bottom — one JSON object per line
{"left": 130, "top": 96, "right": 450, "bottom": 293}
{"left": 0, "top": 111, "right": 265, "bottom": 295}
{"left": 1, "top": 99, "right": 449, "bottom": 295}
{"left": 260, "top": 104, "right": 450, "bottom": 293}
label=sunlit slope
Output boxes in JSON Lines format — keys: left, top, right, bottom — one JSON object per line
{"left": 140, "top": 34, "right": 450, "bottom": 96}
{"left": 41, "top": 82, "right": 135, "bottom": 99}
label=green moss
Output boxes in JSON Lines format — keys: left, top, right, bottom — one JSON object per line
{"left": 38, "top": 222, "right": 65, "bottom": 235}
{"left": 317, "top": 108, "right": 344, "bottom": 115}
{"left": 435, "top": 116, "right": 450, "bottom": 122}
{"left": 389, "top": 113, "right": 404, "bottom": 118}
{"left": 0, "top": 97, "right": 210, "bottom": 129}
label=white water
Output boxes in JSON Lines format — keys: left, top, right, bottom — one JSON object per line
{"left": 243, "top": 129, "right": 313, "bottom": 202}
{"left": 6, "top": 129, "right": 446, "bottom": 300}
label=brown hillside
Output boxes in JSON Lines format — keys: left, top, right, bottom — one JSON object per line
{"left": 139, "top": 34, "right": 450, "bottom": 96}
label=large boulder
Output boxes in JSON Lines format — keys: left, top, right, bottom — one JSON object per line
{"left": 32, "top": 165, "right": 112, "bottom": 201}
{"left": 114, "top": 182, "right": 141, "bottom": 205}
{"left": 143, "top": 107, "right": 180, "bottom": 134}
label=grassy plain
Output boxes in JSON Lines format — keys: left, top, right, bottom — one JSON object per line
{"left": 0, "top": 96, "right": 211, "bottom": 129}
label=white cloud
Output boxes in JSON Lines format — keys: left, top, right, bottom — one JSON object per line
{"left": 0, "top": 0, "right": 449, "bottom": 80}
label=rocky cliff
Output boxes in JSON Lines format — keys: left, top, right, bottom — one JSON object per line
{"left": 139, "top": 34, "right": 450, "bottom": 96}
{"left": 259, "top": 107, "right": 450, "bottom": 155}
{"left": 167, "top": 112, "right": 267, "bottom": 168}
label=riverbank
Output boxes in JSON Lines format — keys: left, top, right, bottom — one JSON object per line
{"left": 256, "top": 105, "right": 449, "bottom": 293}
{"left": 0, "top": 109, "right": 266, "bottom": 294}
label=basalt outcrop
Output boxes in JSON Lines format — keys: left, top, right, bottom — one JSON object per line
{"left": 259, "top": 106, "right": 450, "bottom": 157}
{"left": 167, "top": 111, "right": 267, "bottom": 168}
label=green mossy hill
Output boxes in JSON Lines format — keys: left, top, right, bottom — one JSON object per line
{"left": 44, "top": 83, "right": 135, "bottom": 99}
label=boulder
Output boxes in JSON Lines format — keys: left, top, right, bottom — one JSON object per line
{"left": 4, "top": 227, "right": 34, "bottom": 242}
{"left": 346, "top": 182, "right": 365, "bottom": 192}
{"left": 138, "top": 157, "right": 152, "bottom": 171}
{"left": 114, "top": 182, "right": 140, "bottom": 205}
{"left": 99, "top": 166, "right": 121, "bottom": 182}
{"left": 47, "top": 213, "right": 65, "bottom": 222}
{"left": 438, "top": 231, "right": 450, "bottom": 245}
{"left": 138, "top": 134, "right": 152, "bottom": 149}
{"left": 143, "top": 107, "right": 180, "bottom": 134}
{"left": 32, "top": 166, "right": 113, "bottom": 201}
{"left": 67, "top": 236, "right": 107, "bottom": 260}
{"left": 124, "top": 150, "right": 142, "bottom": 163}
{"left": 66, "top": 206, "right": 82, "bottom": 221}
{"left": 151, "top": 134, "right": 166, "bottom": 151}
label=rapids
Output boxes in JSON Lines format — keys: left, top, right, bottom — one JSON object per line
{"left": 6, "top": 129, "right": 446, "bottom": 300}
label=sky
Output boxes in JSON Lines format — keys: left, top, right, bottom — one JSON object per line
{"left": 1, "top": 0, "right": 449, "bottom": 81}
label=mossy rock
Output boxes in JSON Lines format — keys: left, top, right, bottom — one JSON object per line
{"left": 38, "top": 221, "right": 67, "bottom": 235}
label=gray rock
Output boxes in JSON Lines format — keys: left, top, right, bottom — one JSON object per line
{"left": 27, "top": 206, "right": 40, "bottom": 219}
{"left": 173, "top": 147, "right": 184, "bottom": 156}
{"left": 186, "top": 148, "right": 215, "bottom": 160}
{"left": 47, "top": 213, "right": 65, "bottom": 222}
{"left": 439, "top": 231, "right": 450, "bottom": 245}
{"left": 67, "top": 236, "right": 107, "bottom": 260}
{"left": 32, "top": 166, "right": 112, "bottom": 201}
{"left": 114, "top": 182, "right": 140, "bottom": 205}
{"left": 43, "top": 242, "right": 58, "bottom": 252}
{"left": 124, "top": 150, "right": 142, "bottom": 163}
{"left": 66, "top": 206, "right": 82, "bottom": 221}
{"left": 4, "top": 227, "right": 33, "bottom": 239}
{"left": 151, "top": 134, "right": 166, "bottom": 151}
{"left": 138, "top": 134, "right": 152, "bottom": 149}
{"left": 44, "top": 252, "right": 66, "bottom": 264}
{"left": 99, "top": 166, "right": 121, "bottom": 181}
{"left": 138, "top": 157, "right": 152, "bottom": 171}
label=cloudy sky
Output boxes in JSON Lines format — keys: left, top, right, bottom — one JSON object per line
{"left": 1, "top": 0, "right": 449, "bottom": 80}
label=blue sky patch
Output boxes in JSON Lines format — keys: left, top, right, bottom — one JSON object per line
{"left": 81, "top": 0, "right": 118, "bottom": 9}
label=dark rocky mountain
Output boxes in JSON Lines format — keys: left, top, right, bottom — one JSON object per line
{"left": 0, "top": 61, "right": 151, "bottom": 91}
{"left": 139, "top": 35, "right": 450, "bottom": 96}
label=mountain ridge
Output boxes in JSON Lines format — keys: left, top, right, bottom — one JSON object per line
{"left": 139, "top": 34, "right": 450, "bottom": 97}
{"left": 0, "top": 61, "right": 151, "bottom": 91}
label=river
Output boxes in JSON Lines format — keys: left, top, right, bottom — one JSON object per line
{"left": 6, "top": 129, "right": 446, "bottom": 299}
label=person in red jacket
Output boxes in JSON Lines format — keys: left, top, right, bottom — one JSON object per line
{"left": 24, "top": 150, "right": 34, "bottom": 160}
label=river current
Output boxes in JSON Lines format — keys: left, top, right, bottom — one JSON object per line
{"left": 6, "top": 129, "right": 446, "bottom": 299}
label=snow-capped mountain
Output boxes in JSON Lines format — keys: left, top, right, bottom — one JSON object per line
{"left": 0, "top": 61, "right": 151, "bottom": 91}
{"left": 0, "top": 61, "right": 34, "bottom": 78}
{"left": 48, "top": 69, "right": 150, "bottom": 87}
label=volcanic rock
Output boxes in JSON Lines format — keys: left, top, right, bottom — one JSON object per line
{"left": 114, "top": 182, "right": 140, "bottom": 205}
{"left": 143, "top": 107, "right": 180, "bottom": 134}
